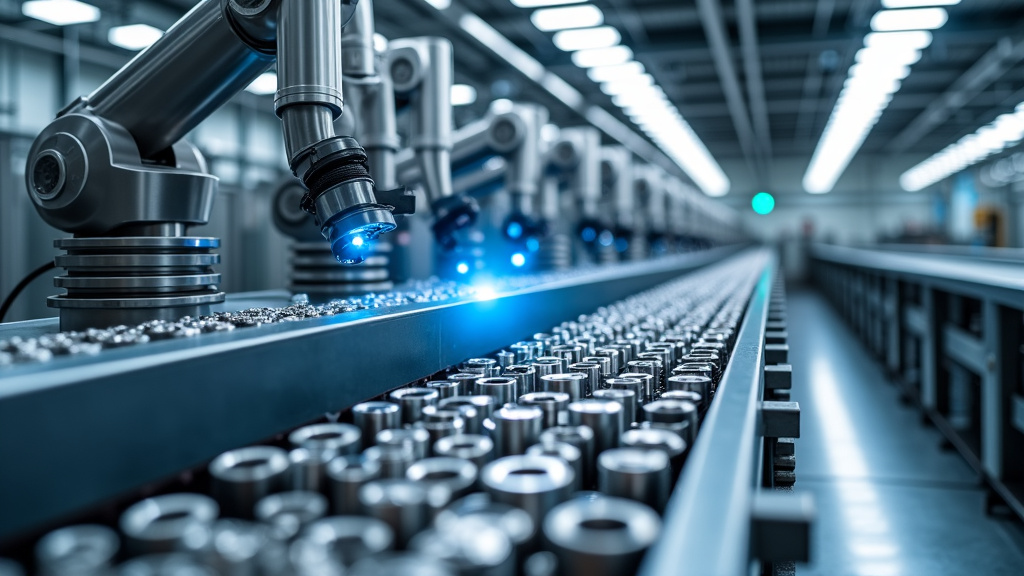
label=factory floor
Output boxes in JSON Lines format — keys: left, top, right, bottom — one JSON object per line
{"left": 788, "top": 289, "right": 1024, "bottom": 576}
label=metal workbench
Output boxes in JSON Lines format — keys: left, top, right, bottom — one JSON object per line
{"left": 812, "top": 243, "right": 1024, "bottom": 522}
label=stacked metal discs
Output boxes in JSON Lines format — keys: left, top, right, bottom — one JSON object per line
{"left": 19, "top": 260, "right": 759, "bottom": 576}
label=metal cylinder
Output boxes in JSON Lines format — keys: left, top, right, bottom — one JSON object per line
{"left": 359, "top": 479, "right": 431, "bottom": 549}
{"left": 542, "top": 496, "right": 661, "bottom": 576}
{"left": 119, "top": 493, "right": 219, "bottom": 555}
{"left": 625, "top": 360, "right": 661, "bottom": 400}
{"left": 593, "top": 388, "right": 636, "bottom": 429}
{"left": 518, "top": 391, "right": 570, "bottom": 429}
{"left": 642, "top": 399, "right": 698, "bottom": 446}
{"left": 415, "top": 418, "right": 465, "bottom": 446}
{"left": 434, "top": 434, "right": 495, "bottom": 469}
{"left": 504, "top": 364, "right": 537, "bottom": 395}
{"left": 407, "top": 457, "right": 478, "bottom": 500}
{"left": 581, "top": 356, "right": 612, "bottom": 378}
{"left": 592, "top": 347, "right": 622, "bottom": 375}
{"left": 327, "top": 455, "right": 381, "bottom": 516}
{"left": 35, "top": 524, "right": 119, "bottom": 576}
{"left": 301, "top": 516, "right": 395, "bottom": 567}
{"left": 289, "top": 423, "right": 362, "bottom": 456}
{"left": 538, "top": 373, "right": 587, "bottom": 401}
{"left": 288, "top": 447, "right": 333, "bottom": 493}
{"left": 464, "top": 358, "right": 500, "bottom": 376}
{"left": 275, "top": 0, "right": 343, "bottom": 114}
{"left": 674, "top": 361, "right": 714, "bottom": 384}
{"left": 209, "top": 446, "right": 290, "bottom": 518}
{"left": 349, "top": 552, "right": 456, "bottom": 576}
{"left": 597, "top": 448, "right": 671, "bottom": 513}
{"left": 447, "top": 373, "right": 482, "bottom": 396}
{"left": 568, "top": 399, "right": 623, "bottom": 457}
{"left": 254, "top": 491, "right": 327, "bottom": 541}
{"left": 378, "top": 427, "right": 431, "bottom": 459}
{"left": 439, "top": 395, "right": 494, "bottom": 434}
{"left": 510, "top": 343, "right": 534, "bottom": 364}
{"left": 533, "top": 356, "right": 567, "bottom": 376}
{"left": 389, "top": 387, "right": 440, "bottom": 425}
{"left": 437, "top": 493, "right": 536, "bottom": 553}
{"left": 660, "top": 390, "right": 703, "bottom": 413}
{"left": 568, "top": 362, "right": 602, "bottom": 396}
{"left": 206, "top": 519, "right": 268, "bottom": 575}
{"left": 480, "top": 455, "right": 575, "bottom": 535}
{"left": 620, "top": 428, "right": 687, "bottom": 479}
{"left": 363, "top": 443, "right": 417, "bottom": 480}
{"left": 666, "top": 374, "right": 712, "bottom": 408}
{"left": 539, "top": 425, "right": 596, "bottom": 490}
{"left": 352, "top": 401, "right": 401, "bottom": 447}
{"left": 638, "top": 351, "right": 670, "bottom": 382}
{"left": 485, "top": 403, "right": 545, "bottom": 458}
{"left": 618, "top": 372, "right": 655, "bottom": 405}
{"left": 409, "top": 516, "right": 514, "bottom": 576}
{"left": 605, "top": 376, "right": 644, "bottom": 415}
{"left": 646, "top": 342, "right": 677, "bottom": 367}
{"left": 551, "top": 345, "right": 583, "bottom": 365}
{"left": 496, "top": 350, "right": 516, "bottom": 369}
{"left": 475, "top": 376, "right": 519, "bottom": 405}
{"left": 526, "top": 441, "right": 583, "bottom": 493}
{"left": 426, "top": 380, "right": 461, "bottom": 400}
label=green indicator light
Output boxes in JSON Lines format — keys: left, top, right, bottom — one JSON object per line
{"left": 751, "top": 192, "right": 775, "bottom": 215}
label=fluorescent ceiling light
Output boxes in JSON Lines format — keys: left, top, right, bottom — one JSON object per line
{"left": 245, "top": 72, "right": 277, "bottom": 95}
{"left": 901, "top": 105, "right": 1024, "bottom": 191}
{"left": 108, "top": 24, "right": 164, "bottom": 51}
{"left": 587, "top": 61, "right": 645, "bottom": 83}
{"left": 871, "top": 8, "right": 948, "bottom": 31}
{"left": 864, "top": 30, "right": 933, "bottom": 50}
{"left": 552, "top": 26, "right": 620, "bottom": 51}
{"left": 511, "top": 0, "right": 584, "bottom": 6}
{"left": 572, "top": 45, "right": 633, "bottom": 67}
{"left": 422, "top": 0, "right": 451, "bottom": 9}
{"left": 531, "top": 4, "right": 603, "bottom": 31}
{"left": 22, "top": 0, "right": 100, "bottom": 26}
{"left": 600, "top": 74, "right": 653, "bottom": 96}
{"left": 451, "top": 84, "right": 477, "bottom": 106}
{"left": 882, "top": 0, "right": 959, "bottom": 7}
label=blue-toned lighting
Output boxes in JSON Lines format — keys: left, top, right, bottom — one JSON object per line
{"left": 598, "top": 230, "right": 614, "bottom": 247}
{"left": 751, "top": 192, "right": 775, "bottom": 215}
{"left": 506, "top": 221, "right": 524, "bottom": 239}
{"left": 615, "top": 237, "right": 629, "bottom": 253}
{"left": 351, "top": 235, "right": 365, "bottom": 247}
{"left": 474, "top": 284, "right": 498, "bottom": 301}
{"left": 581, "top": 226, "right": 597, "bottom": 242}
{"left": 456, "top": 261, "right": 470, "bottom": 274}
{"left": 511, "top": 252, "right": 526, "bottom": 267}
{"left": 526, "top": 237, "right": 540, "bottom": 252}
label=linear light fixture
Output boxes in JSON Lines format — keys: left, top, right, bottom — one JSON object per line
{"left": 587, "top": 61, "right": 645, "bottom": 83}
{"left": 451, "top": 84, "right": 477, "bottom": 106}
{"left": 882, "top": 0, "right": 959, "bottom": 7}
{"left": 571, "top": 45, "right": 633, "bottom": 67}
{"left": 512, "top": 0, "right": 584, "bottom": 6}
{"left": 900, "top": 103, "right": 1024, "bottom": 191}
{"left": 871, "top": 8, "right": 948, "bottom": 31}
{"left": 108, "top": 24, "right": 164, "bottom": 51}
{"left": 22, "top": 0, "right": 100, "bottom": 26}
{"left": 552, "top": 26, "right": 620, "bottom": 51}
{"left": 531, "top": 4, "right": 603, "bottom": 31}
{"left": 802, "top": 28, "right": 936, "bottom": 193}
{"left": 245, "top": 72, "right": 277, "bottom": 95}
{"left": 600, "top": 74, "right": 654, "bottom": 96}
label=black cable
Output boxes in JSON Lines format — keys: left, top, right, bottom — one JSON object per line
{"left": 0, "top": 261, "right": 56, "bottom": 323}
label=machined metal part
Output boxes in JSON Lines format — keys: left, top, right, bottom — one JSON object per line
{"left": 446, "top": 373, "right": 483, "bottom": 396}
{"left": 504, "top": 364, "right": 537, "bottom": 395}
{"left": 531, "top": 357, "right": 565, "bottom": 378}
{"left": 439, "top": 395, "right": 495, "bottom": 434}
{"left": 119, "top": 493, "right": 218, "bottom": 556}
{"left": 389, "top": 387, "right": 439, "bottom": 425}
{"left": 526, "top": 440, "right": 584, "bottom": 493}
{"left": 464, "top": 358, "right": 500, "bottom": 376}
{"left": 348, "top": 552, "right": 456, "bottom": 576}
{"left": 645, "top": 342, "right": 677, "bottom": 367}
{"left": 289, "top": 423, "right": 362, "bottom": 457}
{"left": 618, "top": 372, "right": 655, "bottom": 405}
{"left": 254, "top": 491, "right": 327, "bottom": 542}
{"left": 416, "top": 408, "right": 465, "bottom": 445}
{"left": 205, "top": 519, "right": 269, "bottom": 574}
{"left": 660, "top": 390, "right": 703, "bottom": 415}
{"left": 551, "top": 345, "right": 583, "bottom": 365}
{"left": 625, "top": 361, "right": 662, "bottom": 401}
{"left": 538, "top": 373, "right": 587, "bottom": 401}
{"left": 433, "top": 434, "right": 495, "bottom": 469}
{"left": 568, "top": 399, "right": 624, "bottom": 458}
{"left": 35, "top": 524, "right": 119, "bottom": 576}
{"left": 518, "top": 391, "right": 570, "bottom": 429}
{"left": 642, "top": 399, "right": 699, "bottom": 447}
{"left": 288, "top": 448, "right": 333, "bottom": 494}
{"left": 540, "top": 425, "right": 596, "bottom": 490}
{"left": 581, "top": 356, "right": 612, "bottom": 377}
{"left": 597, "top": 448, "right": 671, "bottom": 514}
{"left": 407, "top": 457, "right": 478, "bottom": 500}
{"left": 301, "top": 516, "right": 395, "bottom": 568}
{"left": 474, "top": 376, "right": 519, "bottom": 406}
{"left": 666, "top": 375, "right": 712, "bottom": 409}
{"left": 327, "top": 455, "right": 381, "bottom": 516}
{"left": 209, "top": 446, "right": 290, "bottom": 519}
{"left": 485, "top": 403, "right": 545, "bottom": 458}
{"left": 409, "top": 516, "right": 515, "bottom": 576}
{"left": 543, "top": 496, "right": 661, "bottom": 576}
{"left": 675, "top": 361, "right": 716, "bottom": 384}
{"left": 352, "top": 401, "right": 401, "bottom": 447}
{"left": 593, "top": 388, "right": 637, "bottom": 430}
{"left": 426, "top": 380, "right": 461, "bottom": 400}
{"left": 358, "top": 479, "right": 432, "bottom": 549}
{"left": 116, "top": 553, "right": 215, "bottom": 575}
{"left": 568, "top": 362, "right": 602, "bottom": 396}
{"left": 496, "top": 350, "right": 516, "bottom": 369}
{"left": 374, "top": 428, "right": 428, "bottom": 466}
{"left": 620, "top": 428, "right": 687, "bottom": 479}
{"left": 480, "top": 455, "right": 575, "bottom": 535}
{"left": 592, "top": 347, "right": 623, "bottom": 375}
{"left": 437, "top": 493, "right": 536, "bottom": 553}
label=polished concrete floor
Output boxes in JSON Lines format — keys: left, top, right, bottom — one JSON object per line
{"left": 789, "top": 289, "right": 1024, "bottom": 576}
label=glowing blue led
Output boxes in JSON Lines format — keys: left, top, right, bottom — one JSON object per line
{"left": 526, "top": 237, "right": 540, "bottom": 252}
{"left": 474, "top": 285, "right": 498, "bottom": 301}
{"left": 751, "top": 192, "right": 775, "bottom": 215}
{"left": 351, "top": 235, "right": 365, "bottom": 247}
{"left": 506, "top": 221, "right": 524, "bottom": 239}
{"left": 581, "top": 227, "right": 597, "bottom": 242}
{"left": 511, "top": 252, "right": 526, "bottom": 267}
{"left": 456, "top": 262, "right": 470, "bottom": 274}
{"left": 598, "top": 230, "right": 614, "bottom": 247}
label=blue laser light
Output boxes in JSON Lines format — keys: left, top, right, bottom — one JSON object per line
{"left": 511, "top": 252, "right": 526, "bottom": 267}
